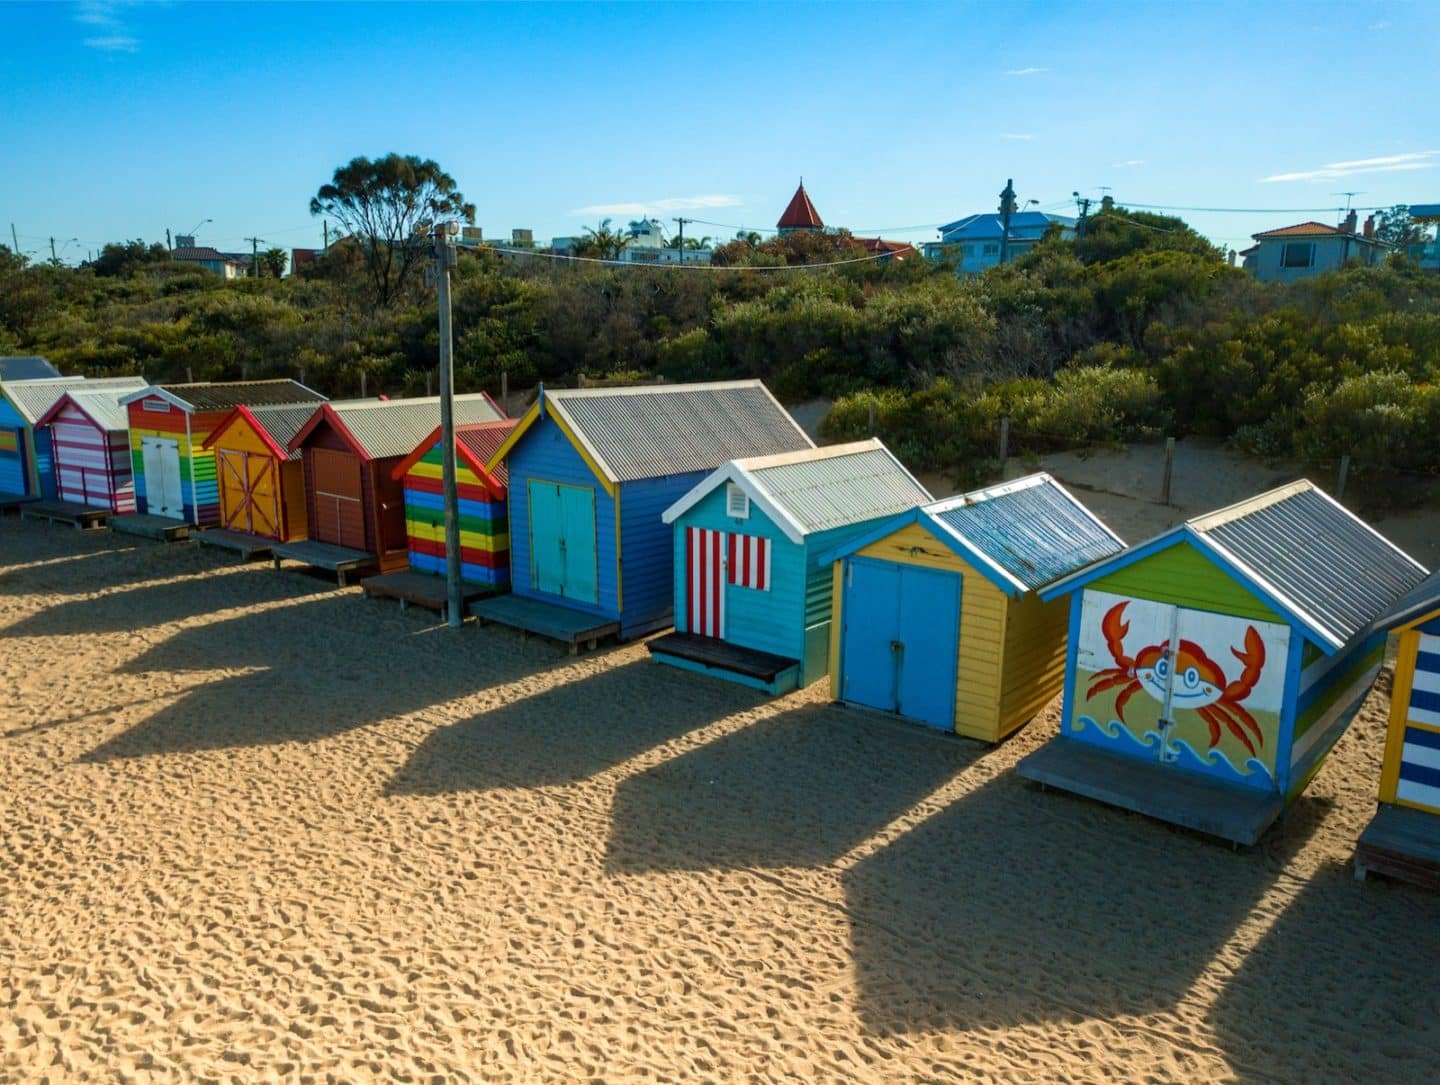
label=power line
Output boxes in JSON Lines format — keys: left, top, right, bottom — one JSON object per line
{"left": 483, "top": 244, "right": 905, "bottom": 271}
{"left": 1121, "top": 201, "right": 1387, "bottom": 214}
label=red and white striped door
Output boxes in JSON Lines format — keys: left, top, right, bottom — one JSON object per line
{"left": 686, "top": 526, "right": 726, "bottom": 638}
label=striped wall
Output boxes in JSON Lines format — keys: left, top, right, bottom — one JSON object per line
{"left": 1286, "top": 629, "right": 1385, "bottom": 798}
{"left": 401, "top": 441, "right": 509, "bottom": 588}
{"left": 127, "top": 399, "right": 223, "bottom": 525}
{"left": 1383, "top": 629, "right": 1440, "bottom": 815}
{"left": 48, "top": 406, "right": 135, "bottom": 513}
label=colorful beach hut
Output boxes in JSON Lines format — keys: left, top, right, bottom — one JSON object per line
{"left": 1355, "top": 573, "right": 1440, "bottom": 888}
{"left": 0, "top": 376, "right": 145, "bottom": 499}
{"left": 648, "top": 440, "right": 932, "bottom": 692}
{"left": 390, "top": 419, "right": 518, "bottom": 589}
{"left": 121, "top": 380, "right": 325, "bottom": 524}
{"left": 284, "top": 394, "right": 505, "bottom": 575}
{"left": 33, "top": 388, "right": 142, "bottom": 513}
{"left": 200, "top": 403, "right": 322, "bottom": 542}
{"left": 1019, "top": 480, "right": 1428, "bottom": 845}
{"left": 818, "top": 473, "right": 1125, "bottom": 740}
{"left": 476, "top": 381, "right": 814, "bottom": 647}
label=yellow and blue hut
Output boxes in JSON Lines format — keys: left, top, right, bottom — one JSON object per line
{"left": 0, "top": 376, "right": 145, "bottom": 500}
{"left": 1020, "top": 480, "right": 1428, "bottom": 845}
{"left": 648, "top": 439, "right": 932, "bottom": 693}
{"left": 818, "top": 473, "right": 1124, "bottom": 741}
{"left": 1356, "top": 572, "right": 1440, "bottom": 889}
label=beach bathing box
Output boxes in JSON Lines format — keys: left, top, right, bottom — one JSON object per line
{"left": 121, "top": 380, "right": 325, "bottom": 524}
{"left": 0, "top": 376, "right": 146, "bottom": 499}
{"left": 648, "top": 440, "right": 932, "bottom": 693}
{"left": 1354, "top": 573, "right": 1440, "bottom": 888}
{"left": 200, "top": 403, "right": 323, "bottom": 542}
{"left": 286, "top": 395, "right": 506, "bottom": 574}
{"left": 479, "top": 381, "right": 814, "bottom": 643}
{"left": 33, "top": 388, "right": 145, "bottom": 513}
{"left": 818, "top": 473, "right": 1124, "bottom": 741}
{"left": 1018, "top": 480, "right": 1428, "bottom": 846}
{"left": 390, "top": 419, "right": 518, "bottom": 588}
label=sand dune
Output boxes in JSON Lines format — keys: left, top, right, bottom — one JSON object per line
{"left": 1, "top": 516, "right": 1437, "bottom": 1083}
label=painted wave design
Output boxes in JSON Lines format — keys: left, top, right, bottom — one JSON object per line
{"left": 1072, "top": 715, "right": 1274, "bottom": 788}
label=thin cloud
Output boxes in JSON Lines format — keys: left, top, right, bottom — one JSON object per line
{"left": 83, "top": 34, "right": 138, "bottom": 51}
{"left": 569, "top": 194, "right": 742, "bottom": 217}
{"left": 1261, "top": 150, "right": 1440, "bottom": 183}
{"left": 1005, "top": 66, "right": 1048, "bottom": 76}
{"left": 1112, "top": 159, "right": 1145, "bottom": 167}
{"left": 74, "top": 1, "right": 149, "bottom": 50}
{"left": 1000, "top": 133, "right": 1034, "bottom": 141}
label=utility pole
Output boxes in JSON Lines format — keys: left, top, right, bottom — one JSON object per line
{"left": 323, "top": 221, "right": 329, "bottom": 252}
{"left": 49, "top": 237, "right": 58, "bottom": 264}
{"left": 1073, "top": 192, "right": 1092, "bottom": 239}
{"left": 166, "top": 228, "right": 173, "bottom": 252}
{"left": 431, "top": 222, "right": 463, "bottom": 629}
{"left": 673, "top": 216, "right": 688, "bottom": 263}
{"left": 245, "top": 236, "right": 262, "bottom": 277}
{"left": 997, "top": 178, "right": 1017, "bottom": 265}
{"left": 9, "top": 223, "right": 17, "bottom": 254}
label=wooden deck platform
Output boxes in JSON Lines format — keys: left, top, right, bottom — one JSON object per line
{"left": 1355, "top": 804, "right": 1440, "bottom": 890}
{"left": 20, "top": 500, "right": 110, "bottom": 531}
{"left": 0, "top": 492, "right": 37, "bottom": 515}
{"left": 195, "top": 528, "right": 274, "bottom": 560}
{"left": 1016, "top": 738, "right": 1286, "bottom": 847}
{"left": 360, "top": 569, "right": 495, "bottom": 621}
{"left": 470, "top": 593, "right": 620, "bottom": 654}
{"left": 648, "top": 631, "right": 799, "bottom": 689}
{"left": 110, "top": 514, "right": 191, "bottom": 542}
{"left": 269, "top": 539, "right": 377, "bottom": 587}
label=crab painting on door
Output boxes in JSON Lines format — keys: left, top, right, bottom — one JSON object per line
{"left": 1071, "top": 588, "right": 1290, "bottom": 790}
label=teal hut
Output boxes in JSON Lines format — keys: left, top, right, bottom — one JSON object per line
{"left": 648, "top": 439, "right": 932, "bottom": 693}
{"left": 475, "top": 381, "right": 814, "bottom": 649}
{"left": 0, "top": 376, "right": 146, "bottom": 500}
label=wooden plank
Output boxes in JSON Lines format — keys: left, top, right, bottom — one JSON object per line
{"left": 1017, "top": 738, "right": 1286, "bottom": 846}
{"left": 469, "top": 592, "right": 620, "bottom": 649}
{"left": 0, "top": 492, "right": 37, "bottom": 515}
{"left": 648, "top": 631, "right": 798, "bottom": 682}
{"left": 195, "top": 528, "right": 273, "bottom": 560}
{"left": 110, "top": 514, "right": 191, "bottom": 542}
{"left": 270, "top": 538, "right": 378, "bottom": 587}
{"left": 1356, "top": 804, "right": 1440, "bottom": 890}
{"left": 21, "top": 500, "right": 110, "bottom": 530}
{"left": 360, "top": 570, "right": 494, "bottom": 615}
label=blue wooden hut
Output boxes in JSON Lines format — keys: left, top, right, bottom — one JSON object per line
{"left": 0, "top": 376, "right": 146, "bottom": 500}
{"left": 648, "top": 439, "right": 932, "bottom": 693}
{"left": 819, "top": 473, "right": 1124, "bottom": 740}
{"left": 476, "top": 381, "right": 813, "bottom": 648}
{"left": 1019, "top": 480, "right": 1428, "bottom": 845}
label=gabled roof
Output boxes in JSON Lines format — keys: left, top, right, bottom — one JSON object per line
{"left": 0, "top": 356, "right": 61, "bottom": 381}
{"left": 662, "top": 439, "right": 931, "bottom": 544}
{"left": 121, "top": 379, "right": 325, "bottom": 413}
{"left": 938, "top": 211, "right": 1076, "bottom": 241}
{"left": 1251, "top": 221, "right": 1383, "bottom": 244}
{"left": 488, "top": 381, "right": 814, "bottom": 495}
{"left": 288, "top": 394, "right": 505, "bottom": 461}
{"left": 2, "top": 376, "right": 147, "bottom": 425}
{"left": 1371, "top": 570, "right": 1440, "bottom": 634}
{"left": 35, "top": 387, "right": 133, "bottom": 434}
{"left": 777, "top": 182, "right": 824, "bottom": 230}
{"left": 202, "top": 403, "right": 330, "bottom": 461}
{"left": 390, "top": 419, "right": 519, "bottom": 500}
{"left": 820, "top": 474, "right": 1124, "bottom": 598}
{"left": 1039, "top": 480, "right": 1427, "bottom": 653}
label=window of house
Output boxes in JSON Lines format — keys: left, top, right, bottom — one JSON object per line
{"left": 1281, "top": 242, "right": 1315, "bottom": 268}
{"left": 982, "top": 243, "right": 999, "bottom": 256}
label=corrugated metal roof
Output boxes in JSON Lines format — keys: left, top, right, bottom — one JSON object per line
{"left": 548, "top": 381, "right": 812, "bottom": 482}
{"left": 457, "top": 421, "right": 516, "bottom": 487}
{"left": 62, "top": 389, "right": 132, "bottom": 433}
{"left": 245, "top": 403, "right": 327, "bottom": 461}
{"left": 930, "top": 474, "right": 1125, "bottom": 592}
{"left": 151, "top": 380, "right": 325, "bottom": 411}
{"left": 1370, "top": 569, "right": 1440, "bottom": 632}
{"left": 3, "top": 376, "right": 147, "bottom": 424}
{"left": 0, "top": 356, "right": 61, "bottom": 381}
{"left": 1191, "top": 481, "right": 1426, "bottom": 648}
{"left": 745, "top": 441, "right": 931, "bottom": 534}
{"left": 329, "top": 395, "right": 503, "bottom": 460}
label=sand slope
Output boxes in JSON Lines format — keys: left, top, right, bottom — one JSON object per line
{"left": 1, "top": 517, "right": 1437, "bottom": 1083}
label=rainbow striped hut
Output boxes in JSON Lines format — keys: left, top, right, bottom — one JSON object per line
{"left": 33, "top": 387, "right": 143, "bottom": 513}
{"left": 391, "top": 419, "right": 518, "bottom": 589}
{"left": 121, "top": 380, "right": 325, "bottom": 525}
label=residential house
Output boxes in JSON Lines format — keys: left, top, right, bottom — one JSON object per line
{"left": 777, "top": 181, "right": 825, "bottom": 235}
{"left": 172, "top": 245, "right": 249, "bottom": 279}
{"left": 922, "top": 212, "right": 1076, "bottom": 273}
{"left": 618, "top": 219, "right": 712, "bottom": 265}
{"left": 1241, "top": 212, "right": 1388, "bottom": 282}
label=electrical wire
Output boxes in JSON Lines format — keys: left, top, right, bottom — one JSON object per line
{"left": 482, "top": 244, "right": 907, "bottom": 271}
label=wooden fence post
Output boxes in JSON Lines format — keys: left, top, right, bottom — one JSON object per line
{"left": 998, "top": 416, "right": 1010, "bottom": 466}
{"left": 1337, "top": 455, "right": 1351, "bottom": 502}
{"left": 868, "top": 401, "right": 877, "bottom": 437}
{"left": 186, "top": 366, "right": 194, "bottom": 383}
{"left": 501, "top": 370, "right": 509, "bottom": 408}
{"left": 1161, "top": 437, "right": 1175, "bottom": 505}
{"left": 360, "top": 370, "right": 367, "bottom": 398}
{"left": 425, "top": 370, "right": 433, "bottom": 397}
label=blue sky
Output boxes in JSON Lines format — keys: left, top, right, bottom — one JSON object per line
{"left": 2, "top": 1, "right": 1436, "bottom": 264}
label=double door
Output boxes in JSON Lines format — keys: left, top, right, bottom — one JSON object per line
{"left": 311, "top": 448, "right": 366, "bottom": 550}
{"left": 141, "top": 436, "right": 184, "bottom": 519}
{"left": 528, "top": 481, "right": 597, "bottom": 604}
{"left": 218, "top": 449, "right": 281, "bottom": 538}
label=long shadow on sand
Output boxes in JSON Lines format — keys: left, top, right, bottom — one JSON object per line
{"left": 80, "top": 596, "right": 572, "bottom": 761}
{"left": 605, "top": 705, "right": 980, "bottom": 874}
{"left": 0, "top": 543, "right": 151, "bottom": 595}
{"left": 1209, "top": 861, "right": 1440, "bottom": 1084}
{"left": 841, "top": 776, "right": 1331, "bottom": 1034}
{"left": 385, "top": 659, "right": 761, "bottom": 797}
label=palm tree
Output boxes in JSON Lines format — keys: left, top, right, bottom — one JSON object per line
{"left": 574, "top": 218, "right": 628, "bottom": 260}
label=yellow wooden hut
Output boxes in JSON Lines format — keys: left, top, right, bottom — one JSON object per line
{"left": 200, "top": 403, "right": 319, "bottom": 542}
{"left": 817, "top": 474, "right": 1124, "bottom": 742}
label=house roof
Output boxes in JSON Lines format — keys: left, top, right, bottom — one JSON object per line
{"left": 1040, "top": 480, "right": 1427, "bottom": 653}
{"left": 662, "top": 439, "right": 932, "bottom": 544}
{"left": 2, "top": 376, "right": 146, "bottom": 425}
{"left": 1251, "top": 220, "right": 1384, "bottom": 244}
{"left": 36, "top": 387, "right": 133, "bottom": 433}
{"left": 390, "top": 419, "right": 519, "bottom": 498}
{"left": 122, "top": 379, "right": 325, "bottom": 413}
{"left": 202, "top": 402, "right": 330, "bottom": 461}
{"left": 777, "top": 182, "right": 824, "bottom": 230}
{"left": 490, "top": 380, "right": 813, "bottom": 493}
{"left": 1370, "top": 570, "right": 1440, "bottom": 634}
{"left": 171, "top": 246, "right": 246, "bottom": 265}
{"left": 938, "top": 211, "right": 1076, "bottom": 241}
{"left": 854, "top": 237, "right": 918, "bottom": 258}
{"left": 288, "top": 394, "right": 505, "bottom": 461}
{"left": 0, "top": 356, "right": 61, "bottom": 381}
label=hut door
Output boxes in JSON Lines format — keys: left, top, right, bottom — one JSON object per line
{"left": 142, "top": 436, "right": 184, "bottom": 519}
{"left": 685, "top": 527, "right": 726, "bottom": 638}
{"left": 312, "top": 449, "right": 365, "bottom": 550}
{"left": 528, "top": 481, "right": 598, "bottom": 604}
{"left": 219, "top": 450, "right": 280, "bottom": 538}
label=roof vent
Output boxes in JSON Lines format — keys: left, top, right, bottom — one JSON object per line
{"left": 726, "top": 482, "right": 750, "bottom": 519}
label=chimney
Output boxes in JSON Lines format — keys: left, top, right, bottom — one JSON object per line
{"left": 1101, "top": 195, "right": 1115, "bottom": 212}
{"left": 1363, "top": 214, "right": 1375, "bottom": 239}
{"left": 1343, "top": 210, "right": 1358, "bottom": 235}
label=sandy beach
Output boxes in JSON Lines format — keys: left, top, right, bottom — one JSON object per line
{"left": 1, "top": 503, "right": 1437, "bottom": 1081}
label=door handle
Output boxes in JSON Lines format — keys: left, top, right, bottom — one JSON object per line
{"left": 890, "top": 640, "right": 903, "bottom": 652}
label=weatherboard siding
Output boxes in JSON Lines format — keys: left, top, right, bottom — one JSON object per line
{"left": 1090, "top": 539, "right": 1281, "bottom": 623}
{"left": 0, "top": 396, "right": 29, "bottom": 495}
{"left": 402, "top": 440, "right": 509, "bottom": 586}
{"left": 1286, "top": 629, "right": 1386, "bottom": 797}
{"left": 618, "top": 471, "right": 701, "bottom": 637}
{"left": 997, "top": 590, "right": 1071, "bottom": 739}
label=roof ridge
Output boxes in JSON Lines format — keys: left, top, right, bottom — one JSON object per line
{"left": 739, "top": 439, "right": 881, "bottom": 471}
{"left": 926, "top": 472, "right": 1051, "bottom": 512}
{"left": 1187, "top": 480, "right": 1313, "bottom": 531}
{"left": 545, "top": 379, "right": 763, "bottom": 399}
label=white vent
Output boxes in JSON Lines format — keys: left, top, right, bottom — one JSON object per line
{"left": 726, "top": 482, "right": 750, "bottom": 519}
{"left": 142, "top": 397, "right": 169, "bottom": 413}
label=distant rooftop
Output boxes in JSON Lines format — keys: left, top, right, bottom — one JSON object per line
{"left": 777, "top": 181, "right": 825, "bottom": 231}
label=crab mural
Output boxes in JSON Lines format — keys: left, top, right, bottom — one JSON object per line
{"left": 1086, "top": 601, "right": 1267, "bottom": 755}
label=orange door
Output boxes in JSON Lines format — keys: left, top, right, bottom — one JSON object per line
{"left": 311, "top": 449, "right": 365, "bottom": 550}
{"left": 218, "top": 449, "right": 282, "bottom": 538}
